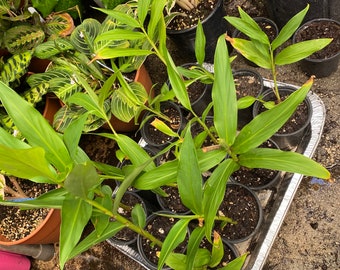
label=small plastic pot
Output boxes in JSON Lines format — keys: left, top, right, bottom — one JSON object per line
{"left": 253, "top": 87, "right": 312, "bottom": 151}
{"left": 166, "top": 0, "right": 226, "bottom": 63}
{"left": 216, "top": 183, "right": 263, "bottom": 244}
{"left": 293, "top": 18, "right": 340, "bottom": 78}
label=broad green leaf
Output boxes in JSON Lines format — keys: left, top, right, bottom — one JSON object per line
{"left": 177, "top": 128, "right": 203, "bottom": 214}
{"left": 59, "top": 195, "right": 92, "bottom": 269}
{"left": 92, "top": 186, "right": 113, "bottom": 236}
{"left": 275, "top": 39, "right": 333, "bottom": 65}
{"left": 271, "top": 5, "right": 310, "bottom": 50}
{"left": 67, "top": 93, "right": 106, "bottom": 119}
{"left": 221, "top": 253, "right": 248, "bottom": 270}
{"left": 158, "top": 219, "right": 190, "bottom": 269}
{"left": 148, "top": 0, "right": 167, "bottom": 41}
{"left": 212, "top": 35, "right": 237, "bottom": 145}
{"left": 0, "top": 127, "right": 30, "bottom": 149}
{"left": 203, "top": 159, "right": 239, "bottom": 239}
{"left": 239, "top": 148, "right": 330, "bottom": 179}
{"left": 131, "top": 203, "right": 146, "bottom": 228}
{"left": 70, "top": 18, "right": 101, "bottom": 55}
{"left": 64, "top": 163, "right": 101, "bottom": 199}
{"left": 151, "top": 118, "right": 179, "bottom": 138}
{"left": 0, "top": 81, "right": 72, "bottom": 172}
{"left": 165, "top": 253, "right": 187, "bottom": 270}
{"left": 95, "top": 29, "right": 145, "bottom": 43}
{"left": 195, "top": 20, "right": 206, "bottom": 65}
{"left": 95, "top": 47, "right": 152, "bottom": 60}
{"left": 237, "top": 96, "right": 257, "bottom": 109}
{"left": 225, "top": 37, "right": 271, "bottom": 69}
{"left": 232, "top": 77, "right": 314, "bottom": 154}
{"left": 31, "top": 0, "right": 58, "bottom": 18}
{"left": 67, "top": 222, "right": 124, "bottom": 261}
{"left": 0, "top": 145, "right": 57, "bottom": 182}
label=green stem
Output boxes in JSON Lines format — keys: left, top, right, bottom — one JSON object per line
{"left": 270, "top": 48, "right": 281, "bottom": 103}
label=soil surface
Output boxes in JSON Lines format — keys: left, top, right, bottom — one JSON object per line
{"left": 27, "top": 1, "right": 339, "bottom": 269}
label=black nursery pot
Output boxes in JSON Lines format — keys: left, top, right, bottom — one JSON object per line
{"left": 215, "top": 183, "right": 263, "bottom": 244}
{"left": 253, "top": 87, "right": 313, "bottom": 151}
{"left": 140, "top": 101, "right": 186, "bottom": 149}
{"left": 265, "top": 0, "right": 340, "bottom": 29}
{"left": 166, "top": 0, "right": 225, "bottom": 63}
{"left": 137, "top": 211, "right": 189, "bottom": 270}
{"left": 107, "top": 192, "right": 148, "bottom": 246}
{"left": 293, "top": 18, "right": 340, "bottom": 78}
{"left": 233, "top": 69, "right": 264, "bottom": 129}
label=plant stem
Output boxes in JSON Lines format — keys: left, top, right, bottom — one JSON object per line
{"left": 270, "top": 48, "right": 281, "bottom": 103}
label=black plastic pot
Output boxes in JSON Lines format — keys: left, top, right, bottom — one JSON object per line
{"left": 137, "top": 211, "right": 189, "bottom": 270}
{"left": 232, "top": 69, "right": 264, "bottom": 129}
{"left": 231, "top": 139, "right": 283, "bottom": 191}
{"left": 107, "top": 192, "right": 148, "bottom": 246}
{"left": 253, "top": 87, "right": 313, "bottom": 151}
{"left": 232, "top": 17, "right": 278, "bottom": 67}
{"left": 166, "top": 0, "right": 226, "bottom": 63}
{"left": 292, "top": 18, "right": 340, "bottom": 78}
{"left": 215, "top": 183, "right": 263, "bottom": 244}
{"left": 265, "top": 0, "right": 340, "bottom": 29}
{"left": 140, "top": 101, "right": 186, "bottom": 149}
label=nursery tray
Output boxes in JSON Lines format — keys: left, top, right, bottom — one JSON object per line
{"left": 107, "top": 79, "right": 326, "bottom": 270}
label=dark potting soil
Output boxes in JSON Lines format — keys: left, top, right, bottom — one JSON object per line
{"left": 234, "top": 72, "right": 263, "bottom": 98}
{"left": 0, "top": 178, "right": 56, "bottom": 241}
{"left": 215, "top": 184, "right": 260, "bottom": 241}
{"left": 158, "top": 186, "right": 190, "bottom": 213}
{"left": 231, "top": 140, "right": 279, "bottom": 188}
{"left": 167, "top": 0, "right": 218, "bottom": 30}
{"left": 140, "top": 215, "right": 188, "bottom": 266}
{"left": 294, "top": 20, "right": 340, "bottom": 59}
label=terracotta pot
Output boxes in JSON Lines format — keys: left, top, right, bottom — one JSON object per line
{"left": 43, "top": 94, "right": 62, "bottom": 125}
{"left": 105, "top": 64, "right": 153, "bottom": 133}
{"left": 0, "top": 209, "right": 60, "bottom": 245}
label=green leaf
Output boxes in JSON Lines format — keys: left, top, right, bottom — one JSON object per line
{"left": 131, "top": 203, "right": 146, "bottom": 228}
{"left": 275, "top": 39, "right": 333, "bottom": 65}
{"left": 209, "top": 232, "right": 224, "bottom": 268}
{"left": 212, "top": 35, "right": 237, "bottom": 145}
{"left": 185, "top": 226, "right": 205, "bottom": 269}
{"left": 221, "top": 253, "right": 248, "bottom": 270}
{"left": 31, "top": 0, "right": 58, "bottom": 18}
{"left": 203, "top": 159, "right": 239, "bottom": 239}
{"left": 271, "top": 5, "right": 310, "bottom": 50}
{"left": 158, "top": 219, "right": 190, "bottom": 269}
{"left": 0, "top": 145, "right": 57, "bottom": 182}
{"left": 150, "top": 118, "right": 180, "bottom": 138}
{"left": 237, "top": 96, "right": 257, "bottom": 109}
{"left": 177, "top": 128, "right": 203, "bottom": 214}
{"left": 95, "top": 47, "right": 152, "bottom": 59}
{"left": 148, "top": 0, "right": 167, "bottom": 41}
{"left": 95, "top": 8, "right": 140, "bottom": 28}
{"left": 165, "top": 253, "right": 187, "bottom": 270}
{"left": 0, "top": 81, "right": 72, "bottom": 172}
{"left": 64, "top": 163, "right": 101, "bottom": 199}
{"left": 195, "top": 20, "right": 206, "bottom": 65}
{"left": 225, "top": 37, "right": 271, "bottom": 69}
{"left": 138, "top": 0, "right": 151, "bottom": 25}
{"left": 239, "top": 148, "right": 330, "bottom": 179}
{"left": 232, "top": 77, "right": 314, "bottom": 154}
{"left": 67, "top": 222, "right": 125, "bottom": 261}
{"left": 59, "top": 195, "right": 92, "bottom": 269}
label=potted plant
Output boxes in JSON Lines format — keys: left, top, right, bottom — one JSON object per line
{"left": 292, "top": 18, "right": 340, "bottom": 77}
{"left": 224, "top": 4, "right": 333, "bottom": 149}
{"left": 0, "top": 1, "right": 331, "bottom": 270}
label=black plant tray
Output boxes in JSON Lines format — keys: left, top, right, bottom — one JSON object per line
{"left": 107, "top": 79, "right": 326, "bottom": 269}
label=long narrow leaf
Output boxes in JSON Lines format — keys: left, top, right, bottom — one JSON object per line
{"left": 212, "top": 35, "right": 237, "bottom": 145}
{"left": 195, "top": 20, "right": 206, "bottom": 65}
{"left": 239, "top": 148, "right": 330, "bottom": 179}
{"left": 275, "top": 39, "right": 333, "bottom": 65}
{"left": 59, "top": 195, "right": 92, "bottom": 269}
{"left": 271, "top": 5, "right": 309, "bottom": 50}
{"left": 0, "top": 81, "right": 71, "bottom": 172}
{"left": 233, "top": 77, "right": 314, "bottom": 154}
{"left": 177, "top": 128, "right": 203, "bottom": 215}
{"left": 158, "top": 219, "right": 190, "bottom": 269}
